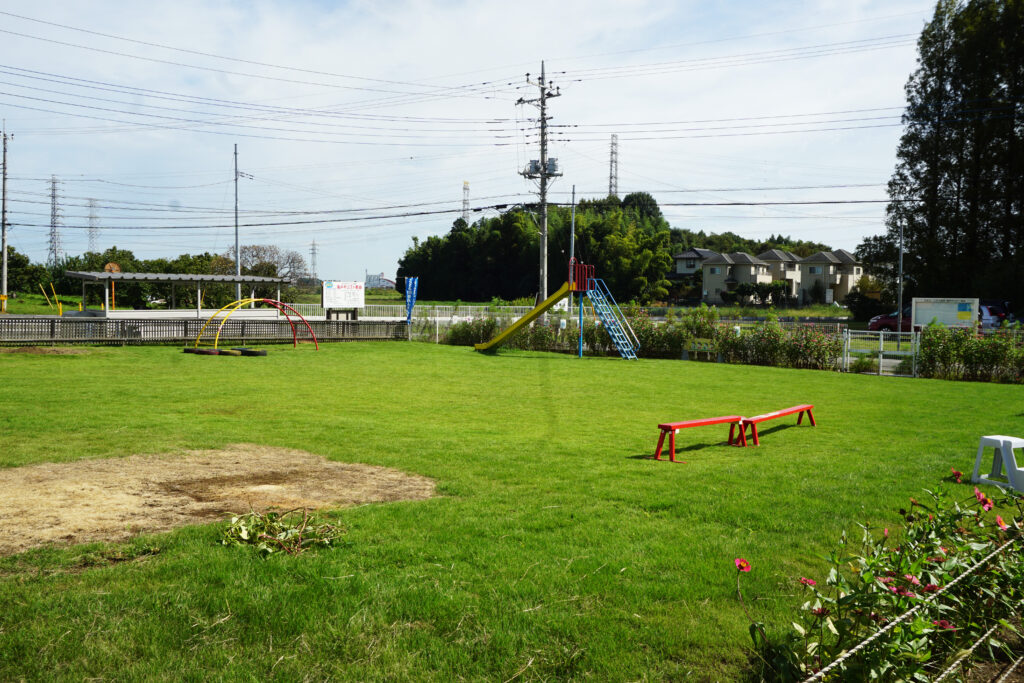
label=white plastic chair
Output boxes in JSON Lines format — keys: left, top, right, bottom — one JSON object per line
{"left": 972, "top": 435, "right": 1024, "bottom": 493}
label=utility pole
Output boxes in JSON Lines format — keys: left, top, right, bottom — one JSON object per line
{"left": 568, "top": 185, "right": 576, "bottom": 311}
{"left": 1, "top": 126, "right": 9, "bottom": 313}
{"left": 517, "top": 61, "right": 561, "bottom": 302}
{"left": 48, "top": 175, "right": 62, "bottom": 269}
{"left": 87, "top": 198, "right": 99, "bottom": 253}
{"left": 310, "top": 240, "right": 318, "bottom": 283}
{"left": 462, "top": 181, "right": 470, "bottom": 224}
{"left": 897, "top": 222, "right": 905, "bottom": 345}
{"left": 234, "top": 144, "right": 241, "bottom": 301}
{"left": 609, "top": 133, "right": 619, "bottom": 197}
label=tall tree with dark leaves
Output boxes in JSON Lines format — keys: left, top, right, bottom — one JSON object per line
{"left": 865, "top": 0, "right": 1023, "bottom": 307}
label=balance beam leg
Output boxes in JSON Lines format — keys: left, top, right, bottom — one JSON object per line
{"left": 728, "top": 423, "right": 736, "bottom": 445}
{"left": 807, "top": 409, "right": 816, "bottom": 426}
{"left": 751, "top": 423, "right": 760, "bottom": 446}
{"left": 669, "top": 430, "right": 677, "bottom": 462}
{"left": 655, "top": 430, "right": 667, "bottom": 460}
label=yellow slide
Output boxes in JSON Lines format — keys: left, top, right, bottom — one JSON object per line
{"left": 474, "top": 281, "right": 571, "bottom": 352}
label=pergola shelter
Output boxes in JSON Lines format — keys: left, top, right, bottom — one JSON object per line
{"left": 65, "top": 271, "right": 286, "bottom": 315}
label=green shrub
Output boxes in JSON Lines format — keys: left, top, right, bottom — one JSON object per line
{"left": 919, "top": 324, "right": 1023, "bottom": 383}
{"left": 849, "top": 354, "right": 878, "bottom": 374}
{"left": 445, "top": 318, "right": 499, "bottom": 346}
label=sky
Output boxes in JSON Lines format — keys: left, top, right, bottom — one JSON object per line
{"left": 0, "top": 0, "right": 936, "bottom": 282}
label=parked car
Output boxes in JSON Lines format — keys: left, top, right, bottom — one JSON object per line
{"left": 868, "top": 307, "right": 912, "bottom": 332}
{"left": 980, "top": 300, "right": 1015, "bottom": 327}
{"left": 978, "top": 305, "right": 1006, "bottom": 329}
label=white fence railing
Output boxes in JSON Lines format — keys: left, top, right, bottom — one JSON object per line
{"left": 283, "top": 303, "right": 535, "bottom": 320}
{"left": 843, "top": 329, "right": 918, "bottom": 376}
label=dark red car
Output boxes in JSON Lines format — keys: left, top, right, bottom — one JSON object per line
{"left": 867, "top": 307, "right": 912, "bottom": 332}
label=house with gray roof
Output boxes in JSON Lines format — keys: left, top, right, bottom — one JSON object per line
{"left": 756, "top": 249, "right": 802, "bottom": 300}
{"left": 671, "top": 247, "right": 719, "bottom": 279}
{"left": 797, "top": 249, "right": 863, "bottom": 304}
{"left": 701, "top": 252, "right": 772, "bottom": 305}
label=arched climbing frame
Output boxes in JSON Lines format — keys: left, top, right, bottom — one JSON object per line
{"left": 194, "top": 298, "right": 319, "bottom": 350}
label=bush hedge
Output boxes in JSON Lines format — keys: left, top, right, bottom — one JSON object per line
{"left": 918, "top": 324, "right": 1024, "bottom": 383}
{"left": 446, "top": 306, "right": 844, "bottom": 372}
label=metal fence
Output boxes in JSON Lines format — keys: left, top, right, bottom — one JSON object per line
{"left": 843, "top": 329, "right": 918, "bottom": 376}
{"left": 0, "top": 316, "right": 407, "bottom": 346}
{"left": 285, "top": 303, "right": 541, "bottom": 320}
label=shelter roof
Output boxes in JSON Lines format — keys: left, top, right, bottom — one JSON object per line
{"left": 65, "top": 271, "right": 286, "bottom": 284}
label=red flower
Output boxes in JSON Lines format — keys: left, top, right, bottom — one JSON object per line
{"left": 996, "top": 515, "right": 1008, "bottom": 530}
{"left": 904, "top": 574, "right": 921, "bottom": 586}
{"left": 950, "top": 468, "right": 962, "bottom": 483}
{"left": 975, "top": 487, "right": 984, "bottom": 502}
{"left": 878, "top": 576, "right": 895, "bottom": 584}
{"left": 922, "top": 584, "right": 940, "bottom": 593}
{"left": 982, "top": 496, "right": 994, "bottom": 512}
{"left": 883, "top": 528, "right": 889, "bottom": 538}
{"left": 811, "top": 607, "right": 830, "bottom": 617}
{"left": 895, "top": 587, "right": 916, "bottom": 598}
{"left": 799, "top": 577, "right": 816, "bottom": 586}
{"left": 933, "top": 619, "right": 956, "bottom": 630}
{"left": 734, "top": 558, "right": 751, "bottom": 572}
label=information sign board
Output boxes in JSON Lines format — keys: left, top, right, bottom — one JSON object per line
{"left": 912, "top": 297, "right": 978, "bottom": 329}
{"left": 322, "top": 281, "right": 365, "bottom": 309}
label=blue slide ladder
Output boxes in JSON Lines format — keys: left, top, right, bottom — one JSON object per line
{"left": 585, "top": 278, "right": 639, "bottom": 360}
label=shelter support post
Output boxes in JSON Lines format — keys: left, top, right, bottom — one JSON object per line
{"left": 103, "top": 282, "right": 109, "bottom": 312}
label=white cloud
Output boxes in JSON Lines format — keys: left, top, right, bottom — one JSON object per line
{"left": 0, "top": 0, "right": 934, "bottom": 280}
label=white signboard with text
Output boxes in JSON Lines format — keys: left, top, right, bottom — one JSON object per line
{"left": 912, "top": 297, "right": 977, "bottom": 329}
{"left": 322, "top": 281, "right": 365, "bottom": 309}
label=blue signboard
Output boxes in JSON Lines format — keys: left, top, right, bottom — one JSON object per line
{"left": 405, "top": 277, "right": 419, "bottom": 323}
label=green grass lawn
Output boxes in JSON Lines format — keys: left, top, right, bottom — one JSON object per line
{"left": 1, "top": 291, "right": 66, "bottom": 315}
{"left": 0, "top": 343, "right": 1021, "bottom": 680}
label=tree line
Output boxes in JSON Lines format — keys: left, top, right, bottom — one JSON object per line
{"left": 2, "top": 244, "right": 311, "bottom": 309}
{"left": 397, "top": 192, "right": 831, "bottom": 304}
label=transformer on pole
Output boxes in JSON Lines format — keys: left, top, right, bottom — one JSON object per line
{"left": 517, "top": 61, "right": 561, "bottom": 302}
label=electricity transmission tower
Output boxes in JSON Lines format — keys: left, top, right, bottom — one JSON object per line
{"left": 310, "top": 240, "right": 318, "bottom": 282}
{"left": 462, "top": 181, "right": 470, "bottom": 224}
{"left": 517, "top": 61, "right": 561, "bottom": 302}
{"left": 48, "top": 175, "right": 62, "bottom": 268}
{"left": 609, "top": 134, "right": 619, "bottom": 197}
{"left": 87, "top": 198, "right": 100, "bottom": 252}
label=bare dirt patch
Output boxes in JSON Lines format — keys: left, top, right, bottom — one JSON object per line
{"left": 0, "top": 444, "right": 435, "bottom": 556}
{"left": 0, "top": 346, "right": 91, "bottom": 355}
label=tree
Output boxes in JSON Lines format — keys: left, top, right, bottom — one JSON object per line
{"left": 860, "top": 0, "right": 1024, "bottom": 307}
{"left": 3, "top": 245, "right": 48, "bottom": 294}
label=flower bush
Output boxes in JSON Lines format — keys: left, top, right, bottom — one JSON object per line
{"left": 743, "top": 486, "right": 1024, "bottom": 682}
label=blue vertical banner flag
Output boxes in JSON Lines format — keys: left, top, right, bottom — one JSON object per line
{"left": 405, "top": 277, "right": 419, "bottom": 324}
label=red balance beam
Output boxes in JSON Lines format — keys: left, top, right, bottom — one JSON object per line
{"left": 655, "top": 415, "right": 745, "bottom": 461}
{"left": 738, "top": 404, "right": 815, "bottom": 447}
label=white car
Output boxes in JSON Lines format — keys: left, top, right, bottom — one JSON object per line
{"left": 979, "top": 305, "right": 1002, "bottom": 329}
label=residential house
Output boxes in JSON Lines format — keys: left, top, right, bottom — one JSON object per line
{"left": 798, "top": 249, "right": 862, "bottom": 304}
{"left": 701, "top": 252, "right": 772, "bottom": 305}
{"left": 671, "top": 247, "right": 719, "bottom": 279}
{"left": 756, "top": 249, "right": 802, "bottom": 300}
